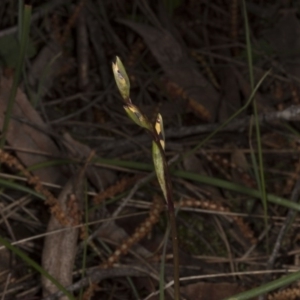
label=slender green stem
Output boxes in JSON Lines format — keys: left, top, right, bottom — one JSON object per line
{"left": 168, "top": 205, "right": 180, "bottom": 299}
{"left": 160, "top": 223, "right": 170, "bottom": 300}
{"left": 150, "top": 129, "right": 180, "bottom": 300}
{"left": 163, "top": 159, "right": 180, "bottom": 300}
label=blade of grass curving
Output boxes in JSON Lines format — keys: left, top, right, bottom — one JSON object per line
{"left": 27, "top": 158, "right": 78, "bottom": 172}
{"left": 47, "top": 156, "right": 299, "bottom": 212}
{"left": 248, "top": 117, "right": 261, "bottom": 192}
{"left": 174, "top": 170, "right": 300, "bottom": 212}
{"left": 0, "top": 178, "right": 44, "bottom": 199}
{"left": 225, "top": 270, "right": 300, "bottom": 300}
{"left": 182, "top": 70, "right": 270, "bottom": 160}
{"left": 5, "top": 156, "right": 299, "bottom": 212}
{"left": 245, "top": 118, "right": 260, "bottom": 213}
{"left": 242, "top": 0, "right": 268, "bottom": 247}
{"left": 0, "top": 236, "right": 75, "bottom": 300}
{"left": 92, "top": 157, "right": 300, "bottom": 211}
{"left": 0, "top": 4, "right": 32, "bottom": 148}
{"left": 127, "top": 277, "right": 140, "bottom": 300}
{"left": 32, "top": 51, "right": 62, "bottom": 107}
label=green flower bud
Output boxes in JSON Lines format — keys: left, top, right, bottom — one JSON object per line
{"left": 124, "top": 103, "right": 152, "bottom": 130}
{"left": 112, "top": 56, "right": 130, "bottom": 100}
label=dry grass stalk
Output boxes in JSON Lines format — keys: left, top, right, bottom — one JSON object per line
{"left": 190, "top": 50, "right": 220, "bottom": 89}
{"left": 179, "top": 198, "right": 257, "bottom": 244}
{"left": 203, "top": 151, "right": 256, "bottom": 188}
{"left": 0, "top": 149, "right": 71, "bottom": 225}
{"left": 82, "top": 282, "right": 98, "bottom": 300}
{"left": 93, "top": 175, "right": 142, "bottom": 205}
{"left": 81, "top": 196, "right": 163, "bottom": 300}
{"left": 268, "top": 286, "right": 300, "bottom": 300}
{"left": 60, "top": 0, "right": 88, "bottom": 45}
{"left": 163, "top": 78, "right": 211, "bottom": 121}
{"left": 101, "top": 195, "right": 164, "bottom": 269}
{"left": 95, "top": 194, "right": 257, "bottom": 270}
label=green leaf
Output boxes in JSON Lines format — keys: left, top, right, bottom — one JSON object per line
{"left": 152, "top": 141, "right": 167, "bottom": 201}
{"left": 112, "top": 56, "right": 130, "bottom": 100}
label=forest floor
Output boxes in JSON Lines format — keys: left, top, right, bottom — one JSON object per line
{"left": 1, "top": 1, "right": 300, "bottom": 299}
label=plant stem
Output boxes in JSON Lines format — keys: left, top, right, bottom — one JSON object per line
{"left": 112, "top": 55, "right": 180, "bottom": 298}
{"left": 163, "top": 151, "right": 180, "bottom": 300}
{"left": 168, "top": 201, "right": 180, "bottom": 300}
{"left": 151, "top": 130, "right": 180, "bottom": 300}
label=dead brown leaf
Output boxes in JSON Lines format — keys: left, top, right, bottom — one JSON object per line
{"left": 0, "top": 76, "right": 63, "bottom": 183}
{"left": 42, "top": 168, "right": 85, "bottom": 299}
{"left": 231, "top": 147, "right": 250, "bottom": 185}
{"left": 218, "top": 66, "right": 243, "bottom": 122}
{"left": 27, "top": 41, "right": 62, "bottom": 100}
{"left": 119, "top": 20, "right": 220, "bottom": 122}
{"left": 264, "top": 11, "right": 300, "bottom": 79}
{"left": 62, "top": 132, "right": 116, "bottom": 189}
